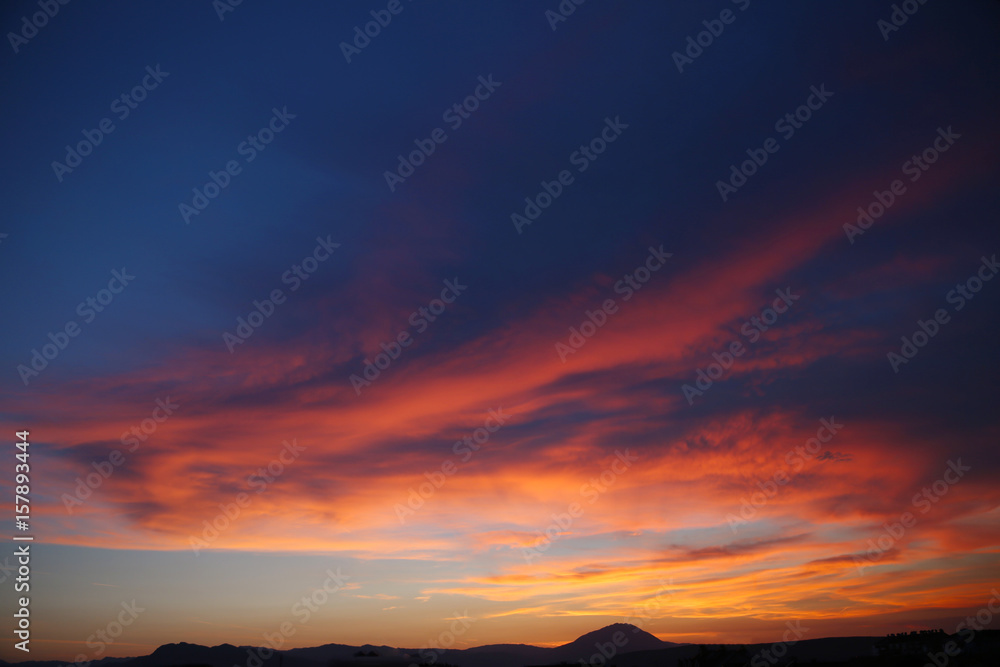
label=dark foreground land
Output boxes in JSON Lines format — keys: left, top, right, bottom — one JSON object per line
{"left": 2, "top": 625, "right": 998, "bottom": 667}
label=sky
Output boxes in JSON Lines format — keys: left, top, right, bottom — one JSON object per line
{"left": 1, "top": 0, "right": 999, "bottom": 662}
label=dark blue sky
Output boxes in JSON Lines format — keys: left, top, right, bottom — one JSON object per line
{"left": 1, "top": 1, "right": 998, "bottom": 377}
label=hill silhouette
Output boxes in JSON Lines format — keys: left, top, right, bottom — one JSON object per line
{"left": 547, "top": 622, "right": 672, "bottom": 663}
{"left": 9, "top": 624, "right": 971, "bottom": 667}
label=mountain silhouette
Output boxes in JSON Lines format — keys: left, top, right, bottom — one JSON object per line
{"left": 560, "top": 622, "right": 670, "bottom": 651}
{"left": 547, "top": 623, "right": 674, "bottom": 663}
